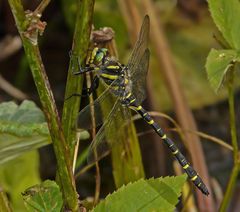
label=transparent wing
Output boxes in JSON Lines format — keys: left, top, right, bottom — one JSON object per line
{"left": 87, "top": 103, "right": 132, "bottom": 164}
{"left": 130, "top": 48, "right": 150, "bottom": 104}
{"left": 77, "top": 78, "right": 119, "bottom": 130}
{"left": 127, "top": 15, "right": 150, "bottom": 77}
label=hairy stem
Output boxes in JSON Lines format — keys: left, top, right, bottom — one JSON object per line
{"left": 7, "top": 0, "right": 79, "bottom": 210}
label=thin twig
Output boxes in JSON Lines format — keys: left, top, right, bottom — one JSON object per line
{"left": 86, "top": 72, "right": 101, "bottom": 205}
{"left": 133, "top": 111, "right": 233, "bottom": 152}
{"left": 0, "top": 74, "right": 28, "bottom": 100}
{"left": 35, "top": 0, "right": 51, "bottom": 14}
{"left": 0, "top": 35, "right": 22, "bottom": 61}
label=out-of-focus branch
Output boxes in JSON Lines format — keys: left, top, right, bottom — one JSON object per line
{"left": 0, "top": 74, "right": 28, "bottom": 100}
{"left": 0, "top": 36, "right": 22, "bottom": 61}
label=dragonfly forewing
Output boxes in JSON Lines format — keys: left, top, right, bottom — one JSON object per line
{"left": 87, "top": 102, "right": 133, "bottom": 164}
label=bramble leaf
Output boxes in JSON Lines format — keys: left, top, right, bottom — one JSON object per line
{"left": 205, "top": 49, "right": 240, "bottom": 92}
{"left": 22, "top": 180, "right": 63, "bottom": 212}
{"left": 93, "top": 175, "right": 186, "bottom": 212}
{"left": 208, "top": 0, "right": 240, "bottom": 49}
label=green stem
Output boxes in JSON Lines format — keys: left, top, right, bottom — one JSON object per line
{"left": 220, "top": 164, "right": 240, "bottom": 212}
{"left": 0, "top": 187, "right": 12, "bottom": 212}
{"left": 62, "top": 0, "right": 95, "bottom": 162}
{"left": 219, "top": 69, "right": 240, "bottom": 212}
{"left": 35, "top": 0, "right": 51, "bottom": 14}
{"left": 7, "top": 0, "right": 79, "bottom": 211}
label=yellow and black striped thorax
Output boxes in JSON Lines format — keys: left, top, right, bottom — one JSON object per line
{"left": 88, "top": 47, "right": 131, "bottom": 97}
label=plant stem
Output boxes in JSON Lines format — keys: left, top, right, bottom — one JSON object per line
{"left": 220, "top": 164, "right": 240, "bottom": 212}
{"left": 7, "top": 0, "right": 79, "bottom": 210}
{"left": 35, "top": 0, "right": 51, "bottom": 14}
{"left": 62, "top": 0, "right": 95, "bottom": 162}
{"left": 0, "top": 187, "right": 12, "bottom": 212}
{"left": 220, "top": 69, "right": 240, "bottom": 212}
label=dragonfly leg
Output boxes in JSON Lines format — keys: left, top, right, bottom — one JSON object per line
{"left": 69, "top": 50, "right": 95, "bottom": 75}
{"left": 65, "top": 76, "right": 100, "bottom": 101}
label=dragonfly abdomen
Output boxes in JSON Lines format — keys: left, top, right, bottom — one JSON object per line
{"left": 127, "top": 94, "right": 209, "bottom": 195}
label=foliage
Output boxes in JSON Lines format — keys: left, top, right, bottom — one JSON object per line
{"left": 206, "top": 0, "right": 240, "bottom": 92}
{"left": 22, "top": 180, "right": 63, "bottom": 212}
{"left": 93, "top": 176, "right": 186, "bottom": 212}
{"left": 206, "top": 0, "right": 240, "bottom": 210}
{"left": 0, "top": 100, "right": 50, "bottom": 164}
{"left": 0, "top": 152, "right": 41, "bottom": 211}
{"left": 0, "top": 101, "right": 42, "bottom": 211}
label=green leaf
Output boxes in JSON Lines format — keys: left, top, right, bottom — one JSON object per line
{"left": 22, "top": 180, "right": 63, "bottom": 212}
{"left": 0, "top": 100, "right": 50, "bottom": 164}
{"left": 0, "top": 151, "right": 41, "bottom": 211}
{"left": 93, "top": 175, "right": 187, "bottom": 212}
{"left": 0, "top": 101, "right": 90, "bottom": 164}
{"left": 206, "top": 49, "right": 240, "bottom": 92}
{"left": 208, "top": 0, "right": 240, "bottom": 49}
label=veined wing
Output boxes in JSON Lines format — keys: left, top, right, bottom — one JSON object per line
{"left": 87, "top": 102, "right": 132, "bottom": 164}
{"left": 130, "top": 48, "right": 150, "bottom": 104}
{"left": 126, "top": 15, "right": 150, "bottom": 77}
{"left": 77, "top": 78, "right": 119, "bottom": 131}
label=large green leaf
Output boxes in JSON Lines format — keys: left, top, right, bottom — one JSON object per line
{"left": 93, "top": 175, "right": 186, "bottom": 212}
{"left": 205, "top": 49, "right": 240, "bottom": 92}
{"left": 0, "top": 151, "right": 41, "bottom": 211}
{"left": 208, "top": 0, "right": 240, "bottom": 49}
{"left": 22, "top": 180, "right": 63, "bottom": 212}
{"left": 0, "top": 100, "right": 89, "bottom": 164}
{"left": 0, "top": 100, "right": 50, "bottom": 164}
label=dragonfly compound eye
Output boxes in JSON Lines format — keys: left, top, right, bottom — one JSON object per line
{"left": 94, "top": 48, "right": 108, "bottom": 64}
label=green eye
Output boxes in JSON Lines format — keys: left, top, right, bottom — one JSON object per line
{"left": 95, "top": 52, "right": 104, "bottom": 62}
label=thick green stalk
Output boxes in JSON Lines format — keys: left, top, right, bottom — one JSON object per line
{"left": 62, "top": 0, "right": 95, "bottom": 161}
{"left": 7, "top": 0, "right": 79, "bottom": 210}
{"left": 220, "top": 70, "right": 240, "bottom": 211}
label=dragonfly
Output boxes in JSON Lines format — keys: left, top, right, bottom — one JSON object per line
{"left": 70, "top": 15, "right": 209, "bottom": 196}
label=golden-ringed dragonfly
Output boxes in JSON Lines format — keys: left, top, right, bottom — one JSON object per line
{"left": 70, "top": 15, "right": 209, "bottom": 196}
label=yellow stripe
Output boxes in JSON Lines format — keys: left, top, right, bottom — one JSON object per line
{"left": 129, "top": 106, "right": 137, "bottom": 110}
{"left": 130, "top": 98, "right": 136, "bottom": 103}
{"left": 126, "top": 93, "right": 132, "bottom": 98}
{"left": 183, "top": 164, "right": 189, "bottom": 169}
{"left": 143, "top": 113, "right": 147, "bottom": 117}
{"left": 90, "top": 48, "right": 98, "bottom": 63}
{"left": 198, "top": 183, "right": 202, "bottom": 187}
{"left": 101, "top": 73, "right": 118, "bottom": 80}
{"left": 191, "top": 175, "right": 198, "bottom": 181}
{"left": 137, "top": 106, "right": 142, "bottom": 110}
{"left": 107, "top": 65, "right": 120, "bottom": 69}
{"left": 161, "top": 134, "right": 167, "bottom": 139}
{"left": 148, "top": 120, "right": 154, "bottom": 125}
{"left": 111, "top": 86, "right": 119, "bottom": 90}
{"left": 173, "top": 150, "right": 179, "bottom": 155}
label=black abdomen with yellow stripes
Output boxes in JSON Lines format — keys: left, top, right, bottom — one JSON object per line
{"left": 91, "top": 50, "right": 209, "bottom": 195}
{"left": 77, "top": 15, "right": 209, "bottom": 196}
{"left": 125, "top": 93, "right": 209, "bottom": 195}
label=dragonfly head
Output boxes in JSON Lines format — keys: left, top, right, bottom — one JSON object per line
{"left": 87, "top": 47, "right": 109, "bottom": 66}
